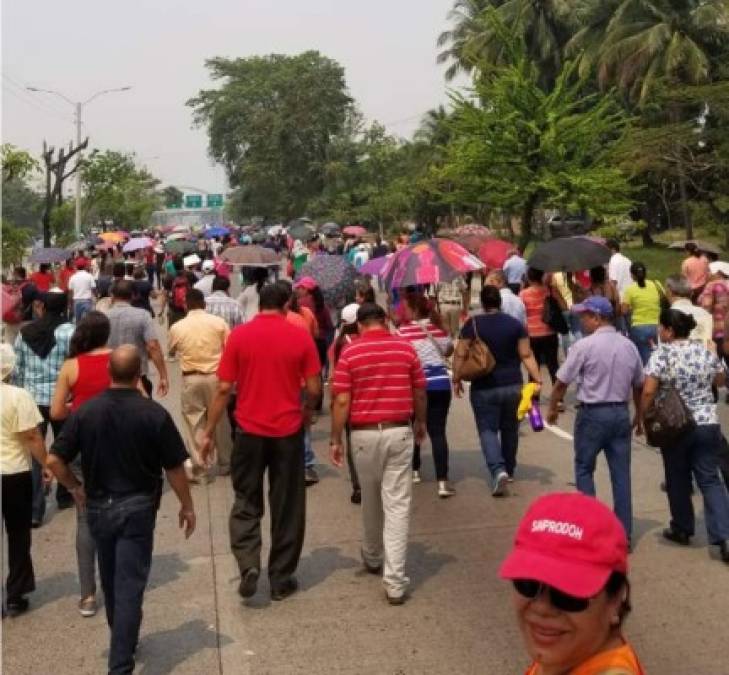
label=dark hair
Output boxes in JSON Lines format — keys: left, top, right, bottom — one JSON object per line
{"left": 685, "top": 242, "right": 699, "bottom": 256}
{"left": 357, "top": 302, "right": 387, "bottom": 325}
{"left": 404, "top": 291, "right": 442, "bottom": 328}
{"left": 590, "top": 266, "right": 606, "bottom": 284}
{"left": 311, "top": 286, "right": 326, "bottom": 314}
{"left": 173, "top": 257, "right": 184, "bottom": 273}
{"left": 112, "top": 262, "right": 125, "bottom": 279}
{"left": 606, "top": 239, "right": 620, "bottom": 252}
{"left": 15, "top": 267, "right": 26, "bottom": 279}
{"left": 659, "top": 308, "right": 696, "bottom": 338}
{"left": 212, "top": 276, "right": 230, "bottom": 293}
{"left": 40, "top": 263, "right": 50, "bottom": 274}
{"left": 112, "top": 279, "right": 134, "bottom": 300}
{"left": 186, "top": 288, "right": 205, "bottom": 309}
{"left": 333, "top": 323, "right": 359, "bottom": 364}
{"left": 133, "top": 268, "right": 145, "bottom": 280}
{"left": 527, "top": 267, "right": 544, "bottom": 284}
{"left": 630, "top": 262, "right": 647, "bottom": 288}
{"left": 258, "top": 282, "right": 289, "bottom": 310}
{"left": 69, "top": 311, "right": 110, "bottom": 358}
{"left": 355, "top": 283, "right": 375, "bottom": 304}
{"left": 480, "top": 285, "right": 502, "bottom": 311}
{"left": 125, "top": 262, "right": 135, "bottom": 277}
{"left": 605, "top": 572, "right": 631, "bottom": 627}
{"left": 43, "top": 291, "right": 68, "bottom": 315}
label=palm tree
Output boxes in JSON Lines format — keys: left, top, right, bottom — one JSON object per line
{"left": 437, "top": 0, "right": 497, "bottom": 81}
{"left": 414, "top": 106, "right": 452, "bottom": 146}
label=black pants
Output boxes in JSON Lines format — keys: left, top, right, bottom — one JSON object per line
{"left": 229, "top": 429, "right": 306, "bottom": 589}
{"left": 529, "top": 334, "right": 560, "bottom": 384}
{"left": 345, "top": 423, "right": 360, "bottom": 491}
{"left": 87, "top": 493, "right": 157, "bottom": 675}
{"left": 413, "top": 389, "right": 452, "bottom": 480}
{"left": 507, "top": 283, "right": 521, "bottom": 295}
{"left": 2, "top": 472, "right": 35, "bottom": 602}
{"left": 36, "top": 406, "right": 71, "bottom": 517}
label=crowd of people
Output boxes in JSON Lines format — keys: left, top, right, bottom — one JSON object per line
{"left": 2, "top": 229, "right": 729, "bottom": 675}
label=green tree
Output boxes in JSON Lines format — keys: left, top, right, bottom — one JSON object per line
{"left": 188, "top": 51, "right": 353, "bottom": 221}
{"left": 442, "top": 52, "right": 633, "bottom": 246}
{"left": 1, "top": 178, "right": 44, "bottom": 232}
{"left": 1, "top": 219, "right": 31, "bottom": 267}
{"left": 437, "top": 0, "right": 496, "bottom": 81}
{"left": 1, "top": 144, "right": 39, "bottom": 183}
{"left": 162, "top": 185, "right": 184, "bottom": 208}
{"left": 81, "top": 150, "right": 161, "bottom": 230}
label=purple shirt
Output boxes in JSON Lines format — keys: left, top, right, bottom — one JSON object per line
{"left": 556, "top": 326, "right": 644, "bottom": 404}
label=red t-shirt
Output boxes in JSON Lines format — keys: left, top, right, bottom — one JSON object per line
{"left": 59, "top": 267, "right": 74, "bottom": 291}
{"left": 70, "top": 352, "right": 111, "bottom": 411}
{"left": 217, "top": 313, "right": 321, "bottom": 437}
{"left": 30, "top": 271, "right": 54, "bottom": 292}
{"left": 332, "top": 328, "right": 426, "bottom": 425}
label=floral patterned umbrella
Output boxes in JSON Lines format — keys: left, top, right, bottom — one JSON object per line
{"left": 380, "top": 238, "right": 483, "bottom": 289}
{"left": 297, "top": 254, "right": 358, "bottom": 308}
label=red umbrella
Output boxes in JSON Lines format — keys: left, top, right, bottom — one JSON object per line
{"left": 343, "top": 225, "right": 367, "bottom": 237}
{"left": 478, "top": 239, "right": 514, "bottom": 270}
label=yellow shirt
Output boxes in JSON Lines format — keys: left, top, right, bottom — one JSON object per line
{"left": 168, "top": 309, "right": 230, "bottom": 374}
{"left": 622, "top": 281, "right": 664, "bottom": 326}
{"left": 1, "top": 383, "right": 43, "bottom": 475}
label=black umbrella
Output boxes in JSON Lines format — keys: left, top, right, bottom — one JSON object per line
{"left": 288, "top": 223, "right": 316, "bottom": 241}
{"left": 528, "top": 237, "right": 610, "bottom": 272}
{"left": 320, "top": 222, "right": 341, "bottom": 237}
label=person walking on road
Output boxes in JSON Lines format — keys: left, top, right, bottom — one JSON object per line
{"left": 681, "top": 243, "right": 710, "bottom": 303}
{"left": 640, "top": 309, "right": 729, "bottom": 564}
{"left": 330, "top": 303, "right": 427, "bottom": 605}
{"left": 456, "top": 286, "right": 542, "bottom": 496}
{"left": 547, "top": 296, "right": 644, "bottom": 543}
{"left": 199, "top": 283, "right": 321, "bottom": 602}
{"left": 665, "top": 275, "right": 714, "bottom": 350}
{"left": 485, "top": 270, "right": 526, "bottom": 326}
{"left": 48, "top": 345, "right": 195, "bottom": 675}
{"left": 67, "top": 260, "right": 96, "bottom": 323}
{"left": 107, "top": 280, "right": 169, "bottom": 399}
{"left": 169, "top": 289, "right": 232, "bottom": 478}
{"left": 621, "top": 262, "right": 665, "bottom": 365}
{"left": 503, "top": 247, "right": 527, "bottom": 295}
{"left": 205, "top": 275, "right": 244, "bottom": 329}
{"left": 1, "top": 343, "right": 51, "bottom": 618}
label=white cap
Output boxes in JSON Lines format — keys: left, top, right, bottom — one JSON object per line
{"left": 341, "top": 303, "right": 359, "bottom": 325}
{"left": 709, "top": 260, "right": 729, "bottom": 277}
{"left": 183, "top": 254, "right": 201, "bottom": 268}
{"left": 202, "top": 260, "right": 215, "bottom": 272}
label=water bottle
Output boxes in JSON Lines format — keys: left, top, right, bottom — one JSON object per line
{"left": 527, "top": 397, "right": 544, "bottom": 432}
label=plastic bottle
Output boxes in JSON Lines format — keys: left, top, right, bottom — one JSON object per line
{"left": 527, "top": 397, "right": 544, "bottom": 432}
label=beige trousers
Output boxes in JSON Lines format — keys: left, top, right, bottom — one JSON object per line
{"left": 351, "top": 425, "right": 413, "bottom": 597}
{"left": 181, "top": 373, "right": 232, "bottom": 474}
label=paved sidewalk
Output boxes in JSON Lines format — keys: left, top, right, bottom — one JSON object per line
{"left": 3, "top": 365, "right": 729, "bottom": 673}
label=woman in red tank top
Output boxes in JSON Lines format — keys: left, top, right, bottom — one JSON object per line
{"left": 50, "top": 311, "right": 111, "bottom": 619}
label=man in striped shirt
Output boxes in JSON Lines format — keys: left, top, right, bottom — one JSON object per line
{"left": 330, "top": 303, "right": 426, "bottom": 605}
{"left": 204, "top": 276, "right": 244, "bottom": 329}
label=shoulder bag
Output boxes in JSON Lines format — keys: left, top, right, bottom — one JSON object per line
{"left": 652, "top": 281, "right": 671, "bottom": 312}
{"left": 541, "top": 289, "right": 569, "bottom": 335}
{"left": 643, "top": 348, "right": 695, "bottom": 448}
{"left": 453, "top": 316, "right": 496, "bottom": 382}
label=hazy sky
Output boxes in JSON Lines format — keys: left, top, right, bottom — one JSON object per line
{"left": 2, "top": 0, "right": 460, "bottom": 194}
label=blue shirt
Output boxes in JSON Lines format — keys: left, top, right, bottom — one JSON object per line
{"left": 503, "top": 255, "right": 527, "bottom": 285}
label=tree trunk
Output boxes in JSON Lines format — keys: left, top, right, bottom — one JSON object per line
{"left": 669, "top": 104, "right": 692, "bottom": 239}
{"left": 518, "top": 195, "right": 537, "bottom": 250}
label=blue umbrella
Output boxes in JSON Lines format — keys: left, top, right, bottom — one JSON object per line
{"left": 29, "top": 247, "right": 71, "bottom": 264}
{"left": 203, "top": 226, "right": 230, "bottom": 239}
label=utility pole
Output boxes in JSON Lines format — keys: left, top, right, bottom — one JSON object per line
{"left": 27, "top": 85, "right": 132, "bottom": 238}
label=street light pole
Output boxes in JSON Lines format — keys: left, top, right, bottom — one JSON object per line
{"left": 26, "top": 85, "right": 132, "bottom": 238}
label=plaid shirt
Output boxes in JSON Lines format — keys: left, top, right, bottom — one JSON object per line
{"left": 13, "top": 323, "right": 75, "bottom": 406}
{"left": 205, "top": 292, "right": 244, "bottom": 328}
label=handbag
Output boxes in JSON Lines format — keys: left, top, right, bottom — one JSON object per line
{"left": 541, "top": 291, "right": 569, "bottom": 335}
{"left": 453, "top": 317, "right": 496, "bottom": 382}
{"left": 643, "top": 351, "right": 695, "bottom": 448}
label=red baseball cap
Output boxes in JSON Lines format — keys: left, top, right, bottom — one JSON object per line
{"left": 499, "top": 492, "right": 628, "bottom": 598}
{"left": 294, "top": 276, "right": 318, "bottom": 291}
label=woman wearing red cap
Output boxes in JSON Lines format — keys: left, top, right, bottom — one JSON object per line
{"left": 501, "top": 492, "right": 644, "bottom": 675}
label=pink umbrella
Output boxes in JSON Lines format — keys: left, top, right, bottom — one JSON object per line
{"left": 477, "top": 239, "right": 514, "bottom": 270}
{"left": 359, "top": 255, "right": 391, "bottom": 276}
{"left": 343, "top": 225, "right": 367, "bottom": 237}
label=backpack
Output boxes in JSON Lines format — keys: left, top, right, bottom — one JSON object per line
{"left": 171, "top": 275, "right": 189, "bottom": 311}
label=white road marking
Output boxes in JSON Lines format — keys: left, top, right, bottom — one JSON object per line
{"left": 543, "top": 423, "right": 574, "bottom": 441}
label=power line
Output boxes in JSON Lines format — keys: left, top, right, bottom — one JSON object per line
{"left": 3, "top": 72, "right": 73, "bottom": 117}
{"left": 2, "top": 83, "right": 74, "bottom": 124}
{"left": 2, "top": 75, "right": 74, "bottom": 124}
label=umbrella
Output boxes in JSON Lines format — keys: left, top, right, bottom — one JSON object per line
{"left": 203, "top": 226, "right": 230, "bottom": 239}
{"left": 67, "top": 240, "right": 90, "bottom": 252}
{"left": 220, "top": 245, "right": 280, "bottom": 267}
{"left": 320, "top": 222, "right": 341, "bottom": 236}
{"left": 164, "top": 239, "right": 196, "bottom": 255}
{"left": 288, "top": 223, "right": 316, "bottom": 241}
{"left": 123, "top": 237, "right": 155, "bottom": 253}
{"left": 251, "top": 230, "right": 268, "bottom": 243}
{"left": 95, "top": 241, "right": 116, "bottom": 252}
{"left": 298, "top": 254, "right": 357, "bottom": 307}
{"left": 454, "top": 224, "right": 490, "bottom": 238}
{"left": 359, "top": 255, "right": 391, "bottom": 276}
{"left": 528, "top": 237, "right": 611, "bottom": 273}
{"left": 172, "top": 225, "right": 190, "bottom": 234}
{"left": 343, "top": 225, "right": 367, "bottom": 237}
{"left": 166, "top": 232, "right": 190, "bottom": 242}
{"left": 454, "top": 233, "right": 492, "bottom": 254}
{"left": 129, "top": 230, "right": 143, "bottom": 238}
{"left": 29, "top": 247, "right": 70, "bottom": 264}
{"left": 296, "top": 216, "right": 313, "bottom": 223}
{"left": 478, "top": 239, "right": 514, "bottom": 269}
{"left": 668, "top": 239, "right": 722, "bottom": 256}
{"left": 98, "top": 231, "right": 125, "bottom": 244}
{"left": 267, "top": 224, "right": 286, "bottom": 236}
{"left": 709, "top": 261, "right": 729, "bottom": 277}
{"left": 381, "top": 238, "right": 483, "bottom": 289}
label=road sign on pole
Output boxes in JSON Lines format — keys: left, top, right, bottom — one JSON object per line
{"left": 185, "top": 194, "right": 203, "bottom": 208}
{"left": 206, "top": 194, "right": 224, "bottom": 207}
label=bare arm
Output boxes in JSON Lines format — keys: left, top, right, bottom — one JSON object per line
{"left": 50, "top": 360, "right": 75, "bottom": 420}
{"left": 329, "top": 391, "right": 351, "bottom": 468}
{"left": 413, "top": 387, "right": 427, "bottom": 443}
{"left": 146, "top": 339, "right": 169, "bottom": 397}
{"left": 302, "top": 373, "right": 322, "bottom": 426}
{"left": 518, "top": 337, "right": 542, "bottom": 386}
{"left": 165, "top": 465, "right": 195, "bottom": 538}
{"left": 638, "top": 375, "right": 660, "bottom": 427}
{"left": 18, "top": 427, "right": 49, "bottom": 468}
{"left": 547, "top": 380, "right": 568, "bottom": 424}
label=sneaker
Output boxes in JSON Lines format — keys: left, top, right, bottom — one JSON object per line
{"left": 304, "top": 467, "right": 319, "bottom": 486}
{"left": 350, "top": 488, "right": 361, "bottom": 504}
{"left": 412, "top": 470, "right": 421, "bottom": 484}
{"left": 238, "top": 568, "right": 260, "bottom": 599}
{"left": 437, "top": 481, "right": 456, "bottom": 498}
{"left": 385, "top": 591, "right": 406, "bottom": 606}
{"left": 271, "top": 577, "right": 298, "bottom": 602}
{"left": 506, "top": 474, "right": 515, "bottom": 483}
{"left": 363, "top": 560, "right": 382, "bottom": 575}
{"left": 492, "top": 471, "right": 509, "bottom": 497}
{"left": 5, "top": 597, "right": 29, "bottom": 618}
{"left": 78, "top": 597, "right": 97, "bottom": 618}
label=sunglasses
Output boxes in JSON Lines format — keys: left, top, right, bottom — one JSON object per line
{"left": 513, "top": 580, "right": 591, "bottom": 613}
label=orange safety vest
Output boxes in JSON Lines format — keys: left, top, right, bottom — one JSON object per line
{"left": 525, "top": 642, "right": 645, "bottom": 675}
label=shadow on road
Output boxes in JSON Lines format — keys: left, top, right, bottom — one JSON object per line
{"left": 407, "top": 540, "right": 457, "bottom": 592}
{"left": 136, "top": 618, "right": 232, "bottom": 675}
{"left": 297, "top": 545, "right": 360, "bottom": 591}
{"left": 147, "top": 552, "right": 191, "bottom": 591}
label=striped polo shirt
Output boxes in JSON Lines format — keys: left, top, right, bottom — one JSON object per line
{"left": 396, "top": 320, "right": 452, "bottom": 392}
{"left": 332, "top": 328, "right": 426, "bottom": 425}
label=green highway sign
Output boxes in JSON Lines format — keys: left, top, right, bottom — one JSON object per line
{"left": 207, "top": 194, "right": 224, "bottom": 207}
{"left": 185, "top": 194, "right": 203, "bottom": 208}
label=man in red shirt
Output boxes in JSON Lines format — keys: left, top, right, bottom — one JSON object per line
{"left": 200, "top": 283, "right": 321, "bottom": 602}
{"left": 58, "top": 259, "right": 75, "bottom": 292}
{"left": 330, "top": 303, "right": 426, "bottom": 605}
{"left": 29, "top": 264, "right": 54, "bottom": 292}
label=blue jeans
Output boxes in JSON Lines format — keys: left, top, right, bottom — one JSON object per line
{"left": 304, "top": 429, "right": 315, "bottom": 469}
{"left": 574, "top": 404, "right": 632, "bottom": 538}
{"left": 87, "top": 494, "right": 157, "bottom": 675}
{"left": 470, "top": 385, "right": 521, "bottom": 480}
{"left": 629, "top": 324, "right": 657, "bottom": 365}
{"left": 661, "top": 424, "right": 729, "bottom": 544}
{"left": 74, "top": 299, "right": 93, "bottom": 323}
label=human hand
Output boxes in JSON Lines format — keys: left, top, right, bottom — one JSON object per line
{"left": 179, "top": 508, "right": 196, "bottom": 538}
{"left": 632, "top": 415, "right": 644, "bottom": 436}
{"left": 196, "top": 429, "right": 214, "bottom": 466}
{"left": 453, "top": 380, "right": 464, "bottom": 398}
{"left": 42, "top": 469, "right": 54, "bottom": 486}
{"left": 157, "top": 378, "right": 169, "bottom": 397}
{"left": 414, "top": 420, "right": 427, "bottom": 444}
{"left": 329, "top": 441, "right": 344, "bottom": 468}
{"left": 70, "top": 484, "right": 87, "bottom": 510}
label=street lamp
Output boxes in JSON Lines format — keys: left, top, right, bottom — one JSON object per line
{"left": 26, "top": 85, "right": 132, "bottom": 238}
